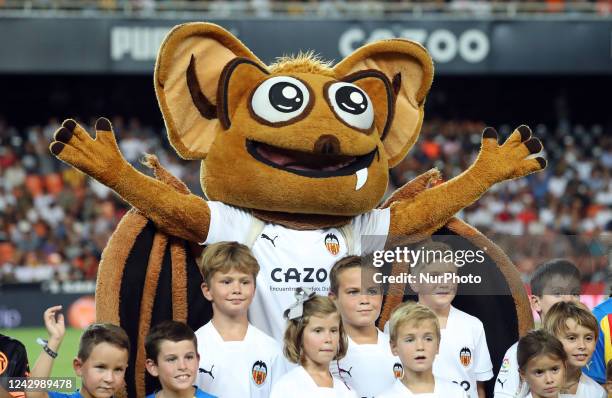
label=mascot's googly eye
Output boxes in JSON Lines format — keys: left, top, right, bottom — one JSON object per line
{"left": 251, "top": 76, "right": 311, "bottom": 124}
{"left": 327, "top": 82, "right": 374, "bottom": 130}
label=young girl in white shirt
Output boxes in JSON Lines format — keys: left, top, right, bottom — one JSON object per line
{"left": 518, "top": 329, "right": 567, "bottom": 398}
{"left": 270, "top": 288, "right": 357, "bottom": 398}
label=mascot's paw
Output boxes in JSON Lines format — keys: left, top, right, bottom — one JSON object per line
{"left": 476, "top": 125, "right": 546, "bottom": 183}
{"left": 50, "top": 118, "right": 128, "bottom": 187}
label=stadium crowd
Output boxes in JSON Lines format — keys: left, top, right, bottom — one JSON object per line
{"left": 2, "top": 0, "right": 612, "bottom": 16}
{"left": 0, "top": 115, "right": 609, "bottom": 285}
{"left": 391, "top": 119, "right": 611, "bottom": 282}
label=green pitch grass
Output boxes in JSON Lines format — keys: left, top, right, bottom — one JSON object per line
{"left": 1, "top": 327, "right": 82, "bottom": 387}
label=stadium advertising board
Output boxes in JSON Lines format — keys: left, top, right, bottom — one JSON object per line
{"left": 0, "top": 18, "right": 610, "bottom": 74}
{"left": 0, "top": 282, "right": 96, "bottom": 328}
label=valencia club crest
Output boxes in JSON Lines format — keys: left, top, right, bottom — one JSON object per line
{"left": 251, "top": 360, "right": 268, "bottom": 386}
{"left": 393, "top": 362, "right": 403, "bottom": 378}
{"left": 460, "top": 347, "right": 472, "bottom": 367}
{"left": 324, "top": 233, "right": 340, "bottom": 256}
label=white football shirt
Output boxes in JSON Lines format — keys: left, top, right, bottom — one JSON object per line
{"left": 432, "top": 306, "right": 493, "bottom": 398}
{"left": 330, "top": 330, "right": 401, "bottom": 397}
{"left": 494, "top": 341, "right": 529, "bottom": 398}
{"left": 513, "top": 364, "right": 605, "bottom": 398}
{"left": 195, "top": 321, "right": 286, "bottom": 398}
{"left": 270, "top": 366, "right": 357, "bottom": 398}
{"left": 376, "top": 377, "right": 468, "bottom": 397}
{"left": 203, "top": 201, "right": 390, "bottom": 341}
{"left": 559, "top": 373, "right": 606, "bottom": 398}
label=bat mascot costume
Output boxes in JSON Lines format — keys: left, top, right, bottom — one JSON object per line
{"left": 49, "top": 23, "right": 546, "bottom": 397}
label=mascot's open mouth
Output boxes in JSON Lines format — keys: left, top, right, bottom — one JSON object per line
{"left": 246, "top": 140, "right": 376, "bottom": 189}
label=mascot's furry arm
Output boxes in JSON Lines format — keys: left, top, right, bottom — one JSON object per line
{"left": 388, "top": 124, "right": 544, "bottom": 240}
{"left": 51, "top": 118, "right": 211, "bottom": 243}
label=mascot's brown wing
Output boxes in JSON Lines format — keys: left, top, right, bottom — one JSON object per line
{"left": 378, "top": 171, "right": 533, "bottom": 397}
{"left": 95, "top": 156, "right": 212, "bottom": 398}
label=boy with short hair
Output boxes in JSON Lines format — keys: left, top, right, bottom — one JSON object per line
{"left": 144, "top": 320, "right": 216, "bottom": 398}
{"left": 543, "top": 301, "right": 606, "bottom": 397}
{"left": 409, "top": 243, "right": 493, "bottom": 398}
{"left": 194, "top": 241, "right": 285, "bottom": 398}
{"left": 378, "top": 301, "right": 467, "bottom": 397}
{"left": 328, "top": 255, "right": 400, "bottom": 397}
{"left": 28, "top": 305, "right": 130, "bottom": 398}
{"left": 494, "top": 259, "right": 582, "bottom": 398}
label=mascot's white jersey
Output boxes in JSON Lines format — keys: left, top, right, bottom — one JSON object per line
{"left": 330, "top": 330, "right": 400, "bottom": 398}
{"left": 377, "top": 377, "right": 468, "bottom": 398}
{"left": 203, "top": 201, "right": 390, "bottom": 341}
{"left": 432, "top": 306, "right": 493, "bottom": 398}
{"left": 194, "top": 321, "right": 286, "bottom": 398}
{"left": 270, "top": 366, "right": 357, "bottom": 398}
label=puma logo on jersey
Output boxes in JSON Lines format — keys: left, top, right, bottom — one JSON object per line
{"left": 497, "top": 378, "right": 506, "bottom": 389}
{"left": 199, "top": 365, "right": 215, "bottom": 380}
{"left": 261, "top": 234, "right": 279, "bottom": 247}
{"left": 338, "top": 366, "right": 353, "bottom": 378}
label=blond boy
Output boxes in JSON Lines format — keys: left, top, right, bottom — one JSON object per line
{"left": 378, "top": 301, "right": 467, "bottom": 397}
{"left": 194, "top": 241, "right": 285, "bottom": 398}
{"left": 409, "top": 243, "right": 492, "bottom": 398}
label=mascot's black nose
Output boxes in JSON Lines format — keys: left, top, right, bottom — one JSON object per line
{"left": 314, "top": 135, "right": 340, "bottom": 155}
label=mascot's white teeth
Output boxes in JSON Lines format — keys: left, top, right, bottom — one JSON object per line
{"left": 355, "top": 168, "right": 368, "bottom": 190}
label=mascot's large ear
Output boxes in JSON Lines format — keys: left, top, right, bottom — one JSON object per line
{"left": 155, "top": 22, "right": 267, "bottom": 159}
{"left": 334, "top": 40, "right": 433, "bottom": 168}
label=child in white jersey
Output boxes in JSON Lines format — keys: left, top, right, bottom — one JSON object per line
{"left": 194, "top": 241, "right": 285, "bottom": 398}
{"left": 517, "top": 329, "right": 567, "bottom": 398}
{"left": 495, "top": 259, "right": 582, "bottom": 398}
{"left": 409, "top": 242, "right": 493, "bottom": 398}
{"left": 378, "top": 301, "right": 467, "bottom": 397}
{"left": 542, "top": 302, "right": 606, "bottom": 398}
{"left": 328, "top": 255, "right": 400, "bottom": 397}
{"left": 271, "top": 290, "right": 357, "bottom": 398}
